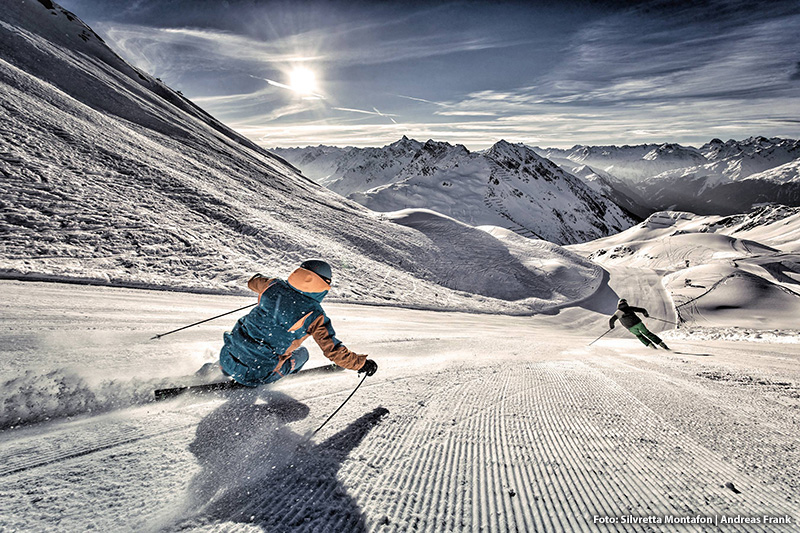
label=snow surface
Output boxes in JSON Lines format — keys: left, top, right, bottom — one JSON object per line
{"left": 743, "top": 158, "right": 800, "bottom": 184}
{"left": 572, "top": 208, "right": 800, "bottom": 330}
{"left": 1, "top": 272, "right": 799, "bottom": 532}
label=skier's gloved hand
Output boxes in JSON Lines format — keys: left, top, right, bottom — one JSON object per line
{"left": 358, "top": 359, "right": 378, "bottom": 377}
{"left": 643, "top": 311, "right": 649, "bottom": 317}
{"left": 609, "top": 323, "right": 615, "bottom": 329}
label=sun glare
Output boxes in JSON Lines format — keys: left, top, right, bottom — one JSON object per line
{"left": 289, "top": 67, "right": 317, "bottom": 95}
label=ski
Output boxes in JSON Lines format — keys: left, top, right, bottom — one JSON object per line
{"left": 153, "top": 363, "right": 345, "bottom": 401}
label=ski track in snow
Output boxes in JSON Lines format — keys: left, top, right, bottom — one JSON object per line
{"left": 1, "top": 282, "right": 799, "bottom": 532}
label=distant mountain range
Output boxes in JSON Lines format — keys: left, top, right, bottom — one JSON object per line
{"left": 278, "top": 136, "right": 800, "bottom": 220}
{"left": 534, "top": 136, "right": 800, "bottom": 215}
{"left": 274, "top": 138, "right": 639, "bottom": 244}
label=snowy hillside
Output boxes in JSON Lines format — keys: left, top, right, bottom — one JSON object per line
{"left": 742, "top": 158, "right": 800, "bottom": 184}
{"left": 548, "top": 162, "right": 650, "bottom": 219}
{"left": 571, "top": 206, "right": 800, "bottom": 329}
{"left": 0, "top": 0, "right": 603, "bottom": 314}
{"left": 276, "top": 139, "right": 638, "bottom": 245}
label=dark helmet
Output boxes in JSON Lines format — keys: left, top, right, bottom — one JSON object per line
{"left": 618, "top": 298, "right": 628, "bottom": 307}
{"left": 300, "top": 259, "right": 332, "bottom": 285}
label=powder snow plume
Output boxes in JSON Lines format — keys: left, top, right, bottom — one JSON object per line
{"left": 0, "top": 368, "right": 171, "bottom": 429}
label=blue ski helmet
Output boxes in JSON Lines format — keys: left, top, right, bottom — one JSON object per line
{"left": 300, "top": 259, "right": 332, "bottom": 285}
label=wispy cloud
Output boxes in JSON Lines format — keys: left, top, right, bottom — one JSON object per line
{"left": 422, "top": 1, "right": 800, "bottom": 147}
{"left": 81, "top": 0, "right": 800, "bottom": 149}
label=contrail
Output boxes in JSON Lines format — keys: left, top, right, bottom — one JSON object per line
{"left": 395, "top": 94, "right": 450, "bottom": 107}
{"left": 251, "top": 74, "right": 325, "bottom": 99}
{"left": 373, "top": 107, "right": 398, "bottom": 124}
{"left": 333, "top": 107, "right": 399, "bottom": 121}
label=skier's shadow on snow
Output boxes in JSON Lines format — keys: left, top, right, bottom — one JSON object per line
{"left": 184, "top": 388, "right": 388, "bottom": 532}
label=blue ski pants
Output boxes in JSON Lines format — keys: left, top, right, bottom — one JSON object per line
{"left": 220, "top": 346, "right": 309, "bottom": 387}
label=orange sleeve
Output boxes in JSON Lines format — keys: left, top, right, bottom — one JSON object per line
{"left": 308, "top": 314, "right": 367, "bottom": 371}
{"left": 247, "top": 274, "right": 274, "bottom": 295}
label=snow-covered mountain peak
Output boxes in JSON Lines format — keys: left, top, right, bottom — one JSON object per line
{"left": 485, "top": 139, "right": 538, "bottom": 162}
{"left": 276, "top": 137, "right": 638, "bottom": 244}
{"left": 387, "top": 135, "right": 423, "bottom": 153}
{"left": 699, "top": 136, "right": 799, "bottom": 162}
{"left": 484, "top": 141, "right": 566, "bottom": 179}
{"left": 643, "top": 143, "right": 703, "bottom": 161}
{"left": 418, "top": 138, "right": 462, "bottom": 157}
{"left": 535, "top": 143, "right": 708, "bottom": 183}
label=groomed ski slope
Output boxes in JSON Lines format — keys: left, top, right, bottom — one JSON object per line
{"left": 0, "top": 275, "right": 798, "bottom": 532}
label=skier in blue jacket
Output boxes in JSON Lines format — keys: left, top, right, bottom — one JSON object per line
{"left": 219, "top": 260, "right": 377, "bottom": 386}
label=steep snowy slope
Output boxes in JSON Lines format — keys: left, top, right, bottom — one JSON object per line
{"left": 549, "top": 162, "right": 650, "bottom": 219}
{"left": 742, "top": 158, "right": 800, "bottom": 184}
{"left": 278, "top": 139, "right": 638, "bottom": 244}
{"left": 0, "top": 0, "right": 599, "bottom": 314}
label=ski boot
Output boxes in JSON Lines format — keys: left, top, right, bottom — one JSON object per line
{"left": 195, "top": 361, "right": 225, "bottom": 383}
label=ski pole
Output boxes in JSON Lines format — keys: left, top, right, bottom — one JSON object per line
{"left": 588, "top": 328, "right": 613, "bottom": 346}
{"left": 150, "top": 302, "right": 257, "bottom": 340}
{"left": 310, "top": 373, "right": 368, "bottom": 437}
{"left": 648, "top": 317, "right": 679, "bottom": 326}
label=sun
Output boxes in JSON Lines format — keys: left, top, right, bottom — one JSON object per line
{"left": 289, "top": 66, "right": 317, "bottom": 95}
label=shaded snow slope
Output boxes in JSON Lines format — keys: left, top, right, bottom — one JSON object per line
{"left": 664, "top": 264, "right": 800, "bottom": 329}
{"left": 382, "top": 210, "right": 601, "bottom": 307}
{"left": 550, "top": 161, "right": 650, "bottom": 218}
{"left": 0, "top": 1, "right": 599, "bottom": 314}
{"left": 742, "top": 157, "right": 800, "bottom": 184}
{"left": 275, "top": 139, "right": 638, "bottom": 245}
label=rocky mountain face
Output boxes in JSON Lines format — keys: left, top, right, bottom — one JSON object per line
{"left": 275, "top": 139, "right": 640, "bottom": 245}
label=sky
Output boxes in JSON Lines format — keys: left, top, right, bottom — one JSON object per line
{"left": 57, "top": 0, "right": 800, "bottom": 150}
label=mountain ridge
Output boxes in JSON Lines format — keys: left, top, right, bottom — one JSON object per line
{"left": 274, "top": 139, "right": 640, "bottom": 244}
{"left": 276, "top": 135, "right": 800, "bottom": 218}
